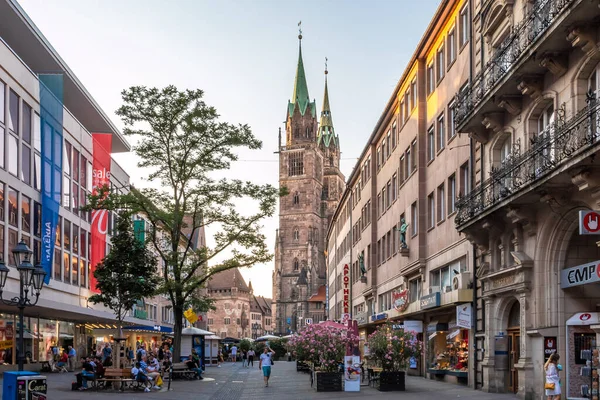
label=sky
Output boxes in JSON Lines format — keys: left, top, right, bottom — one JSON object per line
{"left": 17, "top": 0, "right": 441, "bottom": 298}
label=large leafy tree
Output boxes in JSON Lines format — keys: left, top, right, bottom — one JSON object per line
{"left": 88, "top": 211, "right": 159, "bottom": 336}
{"left": 92, "top": 86, "right": 281, "bottom": 360}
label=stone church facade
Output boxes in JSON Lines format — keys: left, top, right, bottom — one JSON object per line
{"left": 272, "top": 33, "right": 344, "bottom": 335}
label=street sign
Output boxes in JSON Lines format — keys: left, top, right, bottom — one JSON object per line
{"left": 579, "top": 210, "right": 600, "bottom": 235}
{"left": 305, "top": 318, "right": 313, "bottom": 325}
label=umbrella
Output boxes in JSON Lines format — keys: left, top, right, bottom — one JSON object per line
{"left": 255, "top": 334, "right": 280, "bottom": 342}
{"left": 221, "top": 337, "right": 240, "bottom": 344}
{"left": 241, "top": 337, "right": 255, "bottom": 342}
{"left": 319, "top": 320, "right": 346, "bottom": 329}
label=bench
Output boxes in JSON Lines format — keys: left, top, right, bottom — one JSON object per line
{"left": 165, "top": 362, "right": 197, "bottom": 380}
{"left": 95, "top": 368, "right": 140, "bottom": 391}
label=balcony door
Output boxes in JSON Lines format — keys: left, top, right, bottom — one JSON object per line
{"left": 537, "top": 104, "right": 556, "bottom": 167}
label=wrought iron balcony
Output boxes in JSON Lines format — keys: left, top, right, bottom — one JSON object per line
{"left": 454, "top": 0, "right": 575, "bottom": 131}
{"left": 455, "top": 96, "right": 600, "bottom": 228}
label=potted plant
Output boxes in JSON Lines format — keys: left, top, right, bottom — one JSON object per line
{"left": 288, "top": 324, "right": 357, "bottom": 392}
{"left": 366, "top": 322, "right": 423, "bottom": 391}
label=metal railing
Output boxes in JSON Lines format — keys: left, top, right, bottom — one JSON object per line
{"left": 455, "top": 96, "right": 600, "bottom": 227}
{"left": 454, "top": 0, "right": 574, "bottom": 129}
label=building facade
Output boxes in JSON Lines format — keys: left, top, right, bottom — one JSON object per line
{"left": 272, "top": 33, "right": 344, "bottom": 335}
{"left": 453, "top": 0, "right": 600, "bottom": 398}
{"left": 250, "top": 293, "right": 273, "bottom": 339}
{"left": 327, "top": 0, "right": 476, "bottom": 387}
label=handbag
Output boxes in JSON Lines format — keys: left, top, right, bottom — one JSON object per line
{"left": 545, "top": 382, "right": 555, "bottom": 390}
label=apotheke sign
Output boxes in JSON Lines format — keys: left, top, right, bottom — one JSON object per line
{"left": 560, "top": 259, "right": 600, "bottom": 288}
{"left": 343, "top": 264, "right": 350, "bottom": 314}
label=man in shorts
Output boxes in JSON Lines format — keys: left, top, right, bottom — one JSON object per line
{"left": 231, "top": 345, "right": 238, "bottom": 363}
{"left": 258, "top": 346, "right": 275, "bottom": 387}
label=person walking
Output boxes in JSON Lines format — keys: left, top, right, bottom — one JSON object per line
{"left": 545, "top": 353, "right": 561, "bottom": 400}
{"left": 231, "top": 345, "right": 238, "bottom": 363}
{"left": 247, "top": 349, "right": 255, "bottom": 367}
{"left": 67, "top": 346, "right": 76, "bottom": 372}
{"left": 242, "top": 350, "right": 248, "bottom": 367}
{"left": 258, "top": 346, "right": 275, "bottom": 387}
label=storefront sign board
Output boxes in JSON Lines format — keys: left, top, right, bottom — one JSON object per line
{"left": 579, "top": 210, "right": 600, "bottom": 235}
{"left": 456, "top": 304, "right": 472, "bottom": 329}
{"left": 392, "top": 320, "right": 423, "bottom": 333}
{"left": 420, "top": 292, "right": 440, "bottom": 310}
{"left": 370, "top": 313, "right": 388, "bottom": 322}
{"left": 447, "top": 330, "right": 460, "bottom": 340}
{"left": 560, "top": 259, "right": 600, "bottom": 288}
{"left": 543, "top": 336, "right": 557, "bottom": 363}
{"left": 343, "top": 264, "right": 350, "bottom": 314}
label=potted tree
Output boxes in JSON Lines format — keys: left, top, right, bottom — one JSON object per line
{"left": 366, "top": 322, "right": 422, "bottom": 391}
{"left": 288, "top": 324, "right": 357, "bottom": 392}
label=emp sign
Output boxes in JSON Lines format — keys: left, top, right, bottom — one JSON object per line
{"left": 560, "top": 260, "right": 600, "bottom": 289}
{"left": 579, "top": 210, "right": 600, "bottom": 235}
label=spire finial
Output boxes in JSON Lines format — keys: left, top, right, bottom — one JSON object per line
{"left": 325, "top": 57, "right": 328, "bottom": 75}
{"left": 298, "top": 21, "right": 302, "bottom": 40}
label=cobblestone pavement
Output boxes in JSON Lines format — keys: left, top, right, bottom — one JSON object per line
{"left": 0, "top": 361, "right": 520, "bottom": 399}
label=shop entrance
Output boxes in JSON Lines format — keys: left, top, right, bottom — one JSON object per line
{"left": 506, "top": 302, "right": 520, "bottom": 394}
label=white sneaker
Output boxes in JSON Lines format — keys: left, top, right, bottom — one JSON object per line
{"left": 217, "top": 365, "right": 221, "bottom": 368}
{"left": 153, "top": 385, "right": 160, "bottom": 390}
{"left": 144, "top": 387, "right": 150, "bottom": 392}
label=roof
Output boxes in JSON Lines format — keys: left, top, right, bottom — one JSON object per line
{"left": 288, "top": 36, "right": 316, "bottom": 118}
{"left": 251, "top": 295, "right": 272, "bottom": 316}
{"left": 308, "top": 285, "right": 326, "bottom": 302}
{"left": 0, "top": 0, "right": 129, "bottom": 153}
{"left": 207, "top": 268, "right": 249, "bottom": 291}
{"left": 317, "top": 73, "right": 339, "bottom": 149}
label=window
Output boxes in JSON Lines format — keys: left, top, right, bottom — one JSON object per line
{"left": 64, "top": 141, "right": 71, "bottom": 177}
{"left": 427, "top": 62, "right": 434, "bottom": 95}
{"left": 386, "top": 131, "right": 391, "bottom": 158}
{"left": 377, "top": 193, "right": 382, "bottom": 217}
{"left": 448, "top": 101, "right": 456, "bottom": 140}
{"left": 411, "top": 202, "right": 418, "bottom": 236}
{"left": 399, "top": 101, "right": 405, "bottom": 124}
{"left": 392, "top": 174, "right": 397, "bottom": 202}
{"left": 377, "top": 147, "right": 381, "bottom": 169}
{"left": 437, "top": 184, "right": 445, "bottom": 223}
{"left": 8, "top": 188, "right": 17, "bottom": 227}
{"left": 293, "top": 228, "right": 299, "bottom": 241}
{"left": 382, "top": 186, "right": 387, "bottom": 210}
{"left": 21, "top": 195, "right": 30, "bottom": 233}
{"left": 448, "top": 174, "right": 456, "bottom": 214}
{"left": 293, "top": 258, "right": 299, "bottom": 271}
{"left": 427, "top": 126, "right": 435, "bottom": 161}
{"left": 406, "top": 146, "right": 412, "bottom": 177}
{"left": 460, "top": 162, "right": 469, "bottom": 196}
{"left": 447, "top": 28, "right": 456, "bottom": 66}
{"left": 404, "top": 92, "right": 409, "bottom": 121}
{"left": 411, "top": 79, "right": 417, "bottom": 110}
{"left": 386, "top": 181, "right": 391, "bottom": 208}
{"left": 436, "top": 46, "right": 445, "bottom": 82}
{"left": 428, "top": 193, "right": 435, "bottom": 229}
{"left": 411, "top": 140, "right": 417, "bottom": 171}
{"left": 399, "top": 155, "right": 405, "bottom": 182}
{"left": 293, "top": 192, "right": 299, "bottom": 205}
{"left": 409, "top": 278, "right": 422, "bottom": 303}
{"left": 437, "top": 114, "right": 445, "bottom": 151}
{"left": 392, "top": 123, "right": 397, "bottom": 149}
{"left": 8, "top": 90, "right": 18, "bottom": 134}
{"left": 0, "top": 81, "right": 4, "bottom": 124}
{"left": 8, "top": 134, "right": 17, "bottom": 176}
{"left": 459, "top": 4, "right": 469, "bottom": 48}
{"left": 288, "top": 152, "right": 304, "bottom": 176}
{"left": 224, "top": 318, "right": 231, "bottom": 325}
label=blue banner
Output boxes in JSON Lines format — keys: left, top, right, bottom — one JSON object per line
{"left": 39, "top": 74, "right": 63, "bottom": 284}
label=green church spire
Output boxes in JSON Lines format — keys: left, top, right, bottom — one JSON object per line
{"left": 288, "top": 23, "right": 315, "bottom": 118}
{"left": 317, "top": 58, "right": 338, "bottom": 149}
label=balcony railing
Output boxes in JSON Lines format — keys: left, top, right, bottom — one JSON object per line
{"left": 455, "top": 96, "right": 600, "bottom": 228}
{"left": 454, "top": 0, "right": 574, "bottom": 129}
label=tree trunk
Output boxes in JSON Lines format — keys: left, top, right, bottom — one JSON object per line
{"left": 172, "top": 305, "right": 184, "bottom": 362}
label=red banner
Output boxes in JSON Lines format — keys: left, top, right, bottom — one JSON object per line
{"left": 90, "top": 133, "right": 112, "bottom": 293}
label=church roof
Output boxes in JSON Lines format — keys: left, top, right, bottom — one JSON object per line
{"left": 308, "top": 285, "right": 326, "bottom": 302}
{"left": 288, "top": 35, "right": 316, "bottom": 118}
{"left": 207, "top": 268, "right": 249, "bottom": 292}
{"left": 317, "top": 69, "right": 339, "bottom": 149}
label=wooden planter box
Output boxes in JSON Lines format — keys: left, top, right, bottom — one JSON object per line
{"left": 377, "top": 371, "right": 406, "bottom": 391}
{"left": 296, "top": 360, "right": 310, "bottom": 372}
{"left": 315, "top": 371, "right": 343, "bottom": 392}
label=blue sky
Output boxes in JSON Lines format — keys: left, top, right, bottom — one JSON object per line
{"left": 18, "top": 0, "right": 441, "bottom": 297}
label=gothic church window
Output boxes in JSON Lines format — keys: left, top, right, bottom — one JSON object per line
{"left": 293, "top": 228, "right": 299, "bottom": 241}
{"left": 293, "top": 192, "right": 299, "bottom": 205}
{"left": 293, "top": 258, "right": 299, "bottom": 271}
{"left": 288, "top": 152, "right": 304, "bottom": 176}
{"left": 322, "top": 179, "right": 329, "bottom": 200}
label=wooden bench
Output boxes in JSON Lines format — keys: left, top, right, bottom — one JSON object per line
{"left": 95, "top": 368, "right": 138, "bottom": 391}
{"left": 165, "top": 362, "right": 197, "bottom": 380}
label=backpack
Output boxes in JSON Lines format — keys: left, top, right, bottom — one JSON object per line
{"left": 269, "top": 353, "right": 274, "bottom": 365}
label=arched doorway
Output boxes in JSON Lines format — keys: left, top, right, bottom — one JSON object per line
{"left": 507, "top": 302, "right": 520, "bottom": 394}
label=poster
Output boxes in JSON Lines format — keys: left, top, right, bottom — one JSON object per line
{"left": 543, "top": 337, "right": 557, "bottom": 363}
{"left": 192, "top": 335, "right": 205, "bottom": 369}
{"left": 456, "top": 304, "right": 472, "bottom": 329}
{"left": 344, "top": 356, "right": 361, "bottom": 392}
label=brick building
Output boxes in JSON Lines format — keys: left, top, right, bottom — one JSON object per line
{"left": 272, "top": 31, "right": 344, "bottom": 335}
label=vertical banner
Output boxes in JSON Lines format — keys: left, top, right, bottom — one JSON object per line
{"left": 133, "top": 219, "right": 145, "bottom": 243}
{"left": 39, "top": 75, "right": 64, "bottom": 283}
{"left": 90, "top": 133, "right": 112, "bottom": 293}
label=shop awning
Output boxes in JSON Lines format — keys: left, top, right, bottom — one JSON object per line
{"left": 566, "top": 312, "right": 600, "bottom": 326}
{"left": 122, "top": 325, "right": 173, "bottom": 333}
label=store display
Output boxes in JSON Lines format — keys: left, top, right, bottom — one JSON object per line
{"left": 580, "top": 343, "right": 598, "bottom": 400}
{"left": 428, "top": 329, "right": 469, "bottom": 376}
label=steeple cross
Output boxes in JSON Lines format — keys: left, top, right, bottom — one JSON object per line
{"left": 298, "top": 21, "right": 302, "bottom": 37}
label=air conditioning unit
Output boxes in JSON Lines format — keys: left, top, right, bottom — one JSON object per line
{"left": 452, "top": 273, "right": 472, "bottom": 290}
{"left": 429, "top": 286, "right": 440, "bottom": 294}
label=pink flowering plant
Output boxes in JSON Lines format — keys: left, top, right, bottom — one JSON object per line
{"left": 288, "top": 324, "right": 358, "bottom": 372}
{"left": 367, "top": 322, "right": 422, "bottom": 372}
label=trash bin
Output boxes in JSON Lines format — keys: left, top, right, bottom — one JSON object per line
{"left": 3, "top": 372, "right": 47, "bottom": 400}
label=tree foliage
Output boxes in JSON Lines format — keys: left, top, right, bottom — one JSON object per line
{"left": 90, "top": 86, "right": 282, "bottom": 360}
{"left": 88, "top": 211, "right": 159, "bottom": 330}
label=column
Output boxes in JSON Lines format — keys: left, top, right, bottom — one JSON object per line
{"left": 516, "top": 291, "right": 534, "bottom": 399}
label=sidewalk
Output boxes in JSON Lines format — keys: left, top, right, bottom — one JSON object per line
{"left": 0, "top": 361, "right": 519, "bottom": 399}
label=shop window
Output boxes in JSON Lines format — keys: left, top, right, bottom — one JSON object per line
{"left": 429, "top": 329, "right": 469, "bottom": 373}
{"left": 72, "top": 255, "right": 78, "bottom": 285}
{"left": 574, "top": 333, "right": 595, "bottom": 365}
{"left": 54, "top": 249, "right": 61, "bottom": 280}
{"left": 80, "top": 258, "right": 86, "bottom": 288}
{"left": 8, "top": 188, "right": 17, "bottom": 227}
{"left": 63, "top": 252, "right": 70, "bottom": 284}
{"left": 63, "top": 220, "right": 71, "bottom": 251}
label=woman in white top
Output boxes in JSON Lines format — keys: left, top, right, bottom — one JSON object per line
{"left": 544, "top": 353, "right": 561, "bottom": 400}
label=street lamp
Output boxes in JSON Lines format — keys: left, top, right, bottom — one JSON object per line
{"left": 0, "top": 240, "right": 46, "bottom": 370}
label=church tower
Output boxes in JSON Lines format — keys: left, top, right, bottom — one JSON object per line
{"left": 272, "top": 29, "right": 343, "bottom": 335}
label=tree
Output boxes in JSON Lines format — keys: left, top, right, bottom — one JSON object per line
{"left": 92, "top": 86, "right": 282, "bottom": 361}
{"left": 88, "top": 211, "right": 159, "bottom": 337}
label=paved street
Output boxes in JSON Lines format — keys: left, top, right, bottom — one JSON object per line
{"left": 0, "top": 361, "right": 519, "bottom": 399}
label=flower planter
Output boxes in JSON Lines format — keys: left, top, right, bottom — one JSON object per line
{"left": 377, "top": 371, "right": 406, "bottom": 391}
{"left": 315, "top": 371, "right": 343, "bottom": 392}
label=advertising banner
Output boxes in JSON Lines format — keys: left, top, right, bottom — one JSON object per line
{"left": 344, "top": 356, "right": 361, "bottom": 392}
{"left": 90, "top": 133, "right": 112, "bottom": 292}
{"left": 456, "top": 304, "right": 472, "bottom": 329}
{"left": 39, "top": 75, "right": 64, "bottom": 283}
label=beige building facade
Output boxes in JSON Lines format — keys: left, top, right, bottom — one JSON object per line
{"left": 327, "top": 0, "right": 476, "bottom": 388}
{"left": 454, "top": 0, "right": 600, "bottom": 398}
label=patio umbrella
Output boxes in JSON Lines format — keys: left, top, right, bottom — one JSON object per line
{"left": 281, "top": 334, "right": 295, "bottom": 339}
{"left": 319, "top": 320, "right": 347, "bottom": 329}
{"left": 255, "top": 334, "right": 280, "bottom": 342}
{"left": 221, "top": 337, "right": 240, "bottom": 344}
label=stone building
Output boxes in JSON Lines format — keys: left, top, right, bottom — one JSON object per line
{"left": 250, "top": 293, "right": 273, "bottom": 339}
{"left": 205, "top": 268, "right": 251, "bottom": 339}
{"left": 453, "top": 0, "right": 600, "bottom": 398}
{"left": 272, "top": 32, "right": 344, "bottom": 335}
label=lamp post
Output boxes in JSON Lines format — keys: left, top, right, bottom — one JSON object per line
{"left": 0, "top": 240, "right": 46, "bottom": 371}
